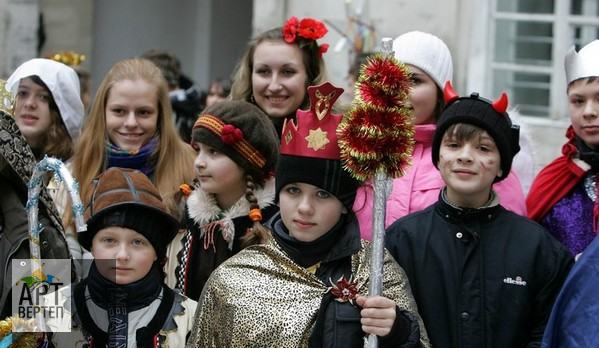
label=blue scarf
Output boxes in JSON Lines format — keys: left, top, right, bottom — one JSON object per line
{"left": 106, "top": 138, "right": 157, "bottom": 177}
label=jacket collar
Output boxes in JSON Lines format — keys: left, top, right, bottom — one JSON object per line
{"left": 414, "top": 124, "right": 436, "bottom": 145}
{"left": 187, "top": 177, "right": 276, "bottom": 225}
{"left": 435, "top": 188, "right": 502, "bottom": 224}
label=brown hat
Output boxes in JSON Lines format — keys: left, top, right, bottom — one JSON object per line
{"left": 80, "top": 167, "right": 179, "bottom": 261}
{"left": 191, "top": 101, "right": 279, "bottom": 184}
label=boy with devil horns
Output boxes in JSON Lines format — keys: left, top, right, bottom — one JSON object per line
{"left": 385, "top": 82, "right": 573, "bottom": 347}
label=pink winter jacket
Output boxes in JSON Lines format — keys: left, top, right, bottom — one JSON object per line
{"left": 353, "top": 124, "right": 527, "bottom": 240}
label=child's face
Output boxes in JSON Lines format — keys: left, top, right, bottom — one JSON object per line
{"left": 205, "top": 84, "right": 227, "bottom": 108}
{"left": 568, "top": 79, "right": 599, "bottom": 149}
{"left": 105, "top": 79, "right": 159, "bottom": 152}
{"left": 14, "top": 77, "right": 53, "bottom": 148}
{"left": 407, "top": 65, "right": 439, "bottom": 125}
{"left": 91, "top": 226, "right": 157, "bottom": 285}
{"left": 194, "top": 142, "right": 246, "bottom": 210}
{"left": 251, "top": 40, "right": 308, "bottom": 120}
{"left": 438, "top": 128, "right": 502, "bottom": 208}
{"left": 278, "top": 182, "right": 347, "bottom": 242}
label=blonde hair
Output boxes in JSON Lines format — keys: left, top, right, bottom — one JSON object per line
{"left": 230, "top": 27, "right": 329, "bottom": 114}
{"left": 64, "top": 58, "right": 195, "bottom": 227}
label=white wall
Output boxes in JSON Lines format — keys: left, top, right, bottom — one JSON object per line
{"left": 0, "top": 0, "right": 569, "bottom": 179}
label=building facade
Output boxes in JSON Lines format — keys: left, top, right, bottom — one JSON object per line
{"left": 1, "top": 0, "right": 598, "bottom": 172}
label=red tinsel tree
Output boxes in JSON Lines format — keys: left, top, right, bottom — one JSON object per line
{"left": 338, "top": 53, "right": 414, "bottom": 181}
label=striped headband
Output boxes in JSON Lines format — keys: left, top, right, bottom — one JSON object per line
{"left": 193, "top": 115, "right": 267, "bottom": 169}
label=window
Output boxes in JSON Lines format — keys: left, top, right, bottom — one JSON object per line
{"left": 475, "top": 0, "right": 599, "bottom": 119}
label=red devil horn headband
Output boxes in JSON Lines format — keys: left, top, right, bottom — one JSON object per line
{"left": 492, "top": 93, "right": 508, "bottom": 113}
{"left": 443, "top": 81, "right": 509, "bottom": 114}
{"left": 443, "top": 81, "right": 459, "bottom": 105}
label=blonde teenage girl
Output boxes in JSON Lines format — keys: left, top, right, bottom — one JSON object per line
{"left": 55, "top": 59, "right": 196, "bottom": 277}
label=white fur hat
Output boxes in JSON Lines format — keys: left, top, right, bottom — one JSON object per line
{"left": 565, "top": 40, "right": 599, "bottom": 84}
{"left": 392, "top": 31, "right": 453, "bottom": 89}
{"left": 6, "top": 58, "right": 84, "bottom": 141}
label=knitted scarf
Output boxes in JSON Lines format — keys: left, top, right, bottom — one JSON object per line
{"left": 82, "top": 261, "right": 163, "bottom": 347}
{"left": 271, "top": 214, "right": 345, "bottom": 269}
{"left": 106, "top": 137, "right": 158, "bottom": 177}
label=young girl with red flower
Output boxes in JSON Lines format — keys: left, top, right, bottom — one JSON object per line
{"left": 164, "top": 100, "right": 280, "bottom": 301}
{"left": 230, "top": 16, "right": 331, "bottom": 138}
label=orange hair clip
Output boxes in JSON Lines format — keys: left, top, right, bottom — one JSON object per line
{"left": 179, "top": 184, "right": 194, "bottom": 197}
{"left": 249, "top": 208, "right": 262, "bottom": 222}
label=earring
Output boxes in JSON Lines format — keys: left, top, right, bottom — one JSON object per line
{"left": 250, "top": 95, "right": 255, "bottom": 104}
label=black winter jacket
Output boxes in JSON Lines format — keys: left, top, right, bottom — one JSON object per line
{"left": 385, "top": 197, "right": 573, "bottom": 348}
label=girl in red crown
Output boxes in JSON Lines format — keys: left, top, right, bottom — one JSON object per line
{"left": 187, "top": 83, "right": 429, "bottom": 347}
{"left": 165, "top": 100, "right": 280, "bottom": 301}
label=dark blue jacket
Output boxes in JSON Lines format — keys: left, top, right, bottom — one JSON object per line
{"left": 541, "top": 235, "right": 599, "bottom": 347}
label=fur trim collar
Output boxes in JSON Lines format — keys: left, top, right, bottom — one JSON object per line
{"left": 186, "top": 178, "right": 276, "bottom": 249}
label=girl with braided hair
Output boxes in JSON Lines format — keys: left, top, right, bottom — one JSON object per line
{"left": 165, "top": 100, "right": 280, "bottom": 300}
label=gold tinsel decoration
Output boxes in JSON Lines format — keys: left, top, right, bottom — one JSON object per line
{"left": 0, "top": 316, "right": 43, "bottom": 348}
{"left": 338, "top": 54, "right": 415, "bottom": 181}
{"left": 45, "top": 51, "right": 86, "bottom": 66}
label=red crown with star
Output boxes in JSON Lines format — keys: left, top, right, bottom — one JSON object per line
{"left": 280, "top": 82, "right": 344, "bottom": 159}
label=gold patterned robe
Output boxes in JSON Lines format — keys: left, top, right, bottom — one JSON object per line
{"left": 187, "top": 237, "right": 430, "bottom": 347}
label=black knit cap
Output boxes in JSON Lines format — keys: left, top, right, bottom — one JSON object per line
{"left": 432, "top": 92, "right": 521, "bottom": 182}
{"left": 275, "top": 154, "right": 360, "bottom": 210}
{"left": 192, "top": 101, "right": 279, "bottom": 184}
{"left": 80, "top": 167, "right": 179, "bottom": 261}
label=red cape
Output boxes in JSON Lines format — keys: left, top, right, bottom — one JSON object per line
{"left": 526, "top": 126, "right": 588, "bottom": 221}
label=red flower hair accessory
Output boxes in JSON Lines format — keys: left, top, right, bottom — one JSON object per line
{"left": 193, "top": 115, "right": 267, "bottom": 169}
{"left": 283, "top": 16, "right": 329, "bottom": 57}
{"left": 221, "top": 124, "right": 243, "bottom": 145}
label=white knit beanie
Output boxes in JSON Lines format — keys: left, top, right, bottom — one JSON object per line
{"left": 392, "top": 31, "right": 453, "bottom": 89}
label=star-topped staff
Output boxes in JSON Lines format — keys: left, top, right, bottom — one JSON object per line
{"left": 338, "top": 38, "right": 414, "bottom": 348}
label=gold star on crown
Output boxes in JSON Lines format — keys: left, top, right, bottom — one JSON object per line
{"left": 280, "top": 82, "right": 345, "bottom": 160}
{"left": 305, "top": 127, "right": 330, "bottom": 151}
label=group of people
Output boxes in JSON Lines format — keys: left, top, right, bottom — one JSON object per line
{"left": 0, "top": 12, "right": 598, "bottom": 347}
